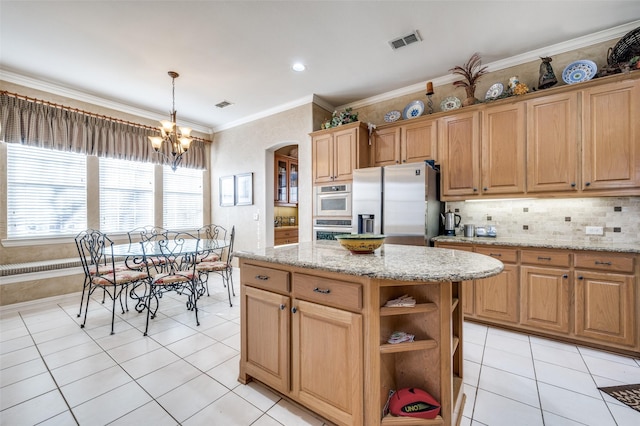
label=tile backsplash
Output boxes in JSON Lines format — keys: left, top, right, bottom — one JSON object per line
{"left": 447, "top": 197, "right": 640, "bottom": 244}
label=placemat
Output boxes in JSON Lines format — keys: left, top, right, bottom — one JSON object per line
{"left": 599, "top": 384, "right": 640, "bottom": 412}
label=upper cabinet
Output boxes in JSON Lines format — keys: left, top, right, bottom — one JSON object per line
{"left": 371, "top": 119, "right": 438, "bottom": 166}
{"left": 311, "top": 122, "right": 370, "bottom": 184}
{"left": 439, "top": 73, "right": 640, "bottom": 201}
{"left": 275, "top": 154, "right": 298, "bottom": 206}
{"left": 581, "top": 79, "right": 640, "bottom": 191}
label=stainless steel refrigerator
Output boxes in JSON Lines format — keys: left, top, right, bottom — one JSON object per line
{"left": 351, "top": 161, "right": 441, "bottom": 246}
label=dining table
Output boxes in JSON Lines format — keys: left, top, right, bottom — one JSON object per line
{"left": 111, "top": 238, "right": 230, "bottom": 313}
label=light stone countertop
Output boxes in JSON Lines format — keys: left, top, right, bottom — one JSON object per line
{"left": 432, "top": 236, "right": 640, "bottom": 254}
{"left": 235, "top": 240, "right": 504, "bottom": 282}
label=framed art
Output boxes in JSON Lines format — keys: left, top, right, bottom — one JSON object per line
{"left": 235, "top": 172, "right": 253, "bottom": 206}
{"left": 219, "top": 175, "right": 235, "bottom": 207}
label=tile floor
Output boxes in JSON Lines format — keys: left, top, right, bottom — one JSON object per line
{"left": 1, "top": 269, "right": 640, "bottom": 425}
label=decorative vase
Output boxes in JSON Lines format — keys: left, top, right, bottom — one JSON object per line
{"left": 462, "top": 97, "right": 476, "bottom": 107}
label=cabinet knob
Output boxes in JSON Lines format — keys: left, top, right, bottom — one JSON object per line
{"left": 585, "top": 182, "right": 591, "bottom": 187}
{"left": 279, "top": 304, "right": 286, "bottom": 310}
{"left": 402, "top": 159, "right": 406, "bottom": 163}
{"left": 291, "top": 307, "right": 297, "bottom": 314}
{"left": 570, "top": 182, "right": 576, "bottom": 188}
{"left": 483, "top": 187, "right": 488, "bottom": 191}
{"left": 473, "top": 187, "right": 478, "bottom": 192}
{"left": 562, "top": 274, "right": 568, "bottom": 279}
{"left": 578, "top": 276, "right": 584, "bottom": 280}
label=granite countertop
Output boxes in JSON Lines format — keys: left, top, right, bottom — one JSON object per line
{"left": 432, "top": 236, "right": 640, "bottom": 254}
{"left": 235, "top": 240, "right": 504, "bottom": 282}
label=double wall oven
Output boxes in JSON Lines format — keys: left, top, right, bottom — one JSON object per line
{"left": 313, "top": 183, "right": 352, "bottom": 240}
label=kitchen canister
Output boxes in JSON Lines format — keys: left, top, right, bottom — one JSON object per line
{"left": 464, "top": 224, "right": 475, "bottom": 237}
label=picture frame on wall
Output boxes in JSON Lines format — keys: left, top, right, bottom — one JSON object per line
{"left": 219, "top": 175, "right": 235, "bottom": 207}
{"left": 235, "top": 172, "right": 253, "bottom": 206}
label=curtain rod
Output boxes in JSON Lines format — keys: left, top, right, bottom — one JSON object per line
{"left": 1, "top": 90, "right": 211, "bottom": 143}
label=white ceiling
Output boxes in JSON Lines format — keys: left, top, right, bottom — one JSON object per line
{"left": 2, "top": 1, "right": 640, "bottom": 133}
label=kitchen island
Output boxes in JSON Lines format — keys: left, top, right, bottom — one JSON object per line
{"left": 236, "top": 241, "right": 503, "bottom": 426}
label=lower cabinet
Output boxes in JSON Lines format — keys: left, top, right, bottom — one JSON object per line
{"left": 435, "top": 242, "right": 639, "bottom": 355}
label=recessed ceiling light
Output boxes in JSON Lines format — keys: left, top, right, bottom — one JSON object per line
{"left": 292, "top": 62, "right": 306, "bottom": 72}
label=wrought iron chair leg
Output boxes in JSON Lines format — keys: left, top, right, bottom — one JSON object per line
{"left": 81, "top": 286, "right": 93, "bottom": 329}
{"left": 77, "top": 276, "right": 89, "bottom": 317}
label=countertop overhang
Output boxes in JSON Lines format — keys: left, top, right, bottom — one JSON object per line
{"left": 432, "top": 236, "right": 640, "bottom": 254}
{"left": 236, "top": 241, "right": 503, "bottom": 282}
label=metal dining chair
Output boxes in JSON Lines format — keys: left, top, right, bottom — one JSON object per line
{"left": 141, "top": 231, "right": 201, "bottom": 336}
{"left": 75, "top": 229, "right": 149, "bottom": 334}
{"left": 196, "top": 224, "right": 228, "bottom": 263}
{"left": 196, "top": 226, "right": 235, "bottom": 306}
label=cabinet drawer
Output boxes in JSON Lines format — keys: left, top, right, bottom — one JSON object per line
{"left": 574, "top": 253, "right": 635, "bottom": 273}
{"left": 475, "top": 246, "right": 518, "bottom": 263}
{"left": 242, "top": 263, "right": 290, "bottom": 293}
{"left": 293, "top": 273, "right": 362, "bottom": 312}
{"left": 275, "top": 228, "right": 298, "bottom": 238}
{"left": 521, "top": 250, "right": 570, "bottom": 267}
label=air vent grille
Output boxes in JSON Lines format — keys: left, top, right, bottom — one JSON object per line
{"left": 215, "top": 100, "right": 233, "bottom": 109}
{"left": 389, "top": 30, "right": 422, "bottom": 50}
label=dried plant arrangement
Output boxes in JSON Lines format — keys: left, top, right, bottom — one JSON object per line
{"left": 449, "top": 53, "right": 488, "bottom": 106}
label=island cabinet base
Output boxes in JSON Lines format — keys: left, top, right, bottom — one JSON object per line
{"left": 238, "top": 258, "right": 465, "bottom": 426}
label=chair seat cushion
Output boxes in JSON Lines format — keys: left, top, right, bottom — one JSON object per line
{"left": 198, "top": 253, "right": 220, "bottom": 262}
{"left": 196, "top": 261, "right": 227, "bottom": 272}
{"left": 89, "top": 262, "right": 129, "bottom": 275}
{"left": 91, "top": 270, "right": 148, "bottom": 286}
{"left": 153, "top": 272, "right": 195, "bottom": 285}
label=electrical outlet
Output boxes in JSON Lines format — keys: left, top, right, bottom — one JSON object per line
{"left": 585, "top": 226, "right": 604, "bottom": 235}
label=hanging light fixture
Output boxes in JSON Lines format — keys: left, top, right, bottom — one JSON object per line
{"left": 148, "top": 71, "right": 193, "bottom": 171}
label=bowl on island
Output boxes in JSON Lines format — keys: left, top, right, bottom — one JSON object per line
{"left": 335, "top": 234, "right": 386, "bottom": 254}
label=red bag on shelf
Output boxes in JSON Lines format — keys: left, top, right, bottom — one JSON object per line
{"left": 389, "top": 387, "right": 441, "bottom": 419}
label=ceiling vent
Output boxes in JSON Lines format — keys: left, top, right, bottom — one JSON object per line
{"left": 215, "top": 100, "right": 233, "bottom": 109}
{"left": 389, "top": 30, "right": 422, "bottom": 50}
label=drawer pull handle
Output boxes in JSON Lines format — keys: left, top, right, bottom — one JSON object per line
{"left": 489, "top": 253, "right": 502, "bottom": 257}
{"left": 538, "top": 256, "right": 552, "bottom": 261}
{"left": 279, "top": 304, "right": 286, "bottom": 310}
{"left": 313, "top": 287, "right": 331, "bottom": 294}
{"left": 255, "top": 275, "right": 270, "bottom": 281}
{"left": 594, "top": 261, "right": 612, "bottom": 266}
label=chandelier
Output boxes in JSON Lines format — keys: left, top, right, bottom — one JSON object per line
{"left": 148, "top": 71, "right": 193, "bottom": 171}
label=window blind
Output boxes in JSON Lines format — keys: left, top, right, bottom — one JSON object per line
{"left": 163, "top": 166, "right": 203, "bottom": 230}
{"left": 99, "top": 157, "right": 154, "bottom": 233}
{"left": 7, "top": 144, "right": 87, "bottom": 238}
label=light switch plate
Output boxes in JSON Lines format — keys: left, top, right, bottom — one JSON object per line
{"left": 585, "top": 226, "right": 604, "bottom": 235}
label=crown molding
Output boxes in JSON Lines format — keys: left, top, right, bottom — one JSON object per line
{"left": 340, "top": 19, "right": 640, "bottom": 111}
{"left": 0, "top": 68, "right": 213, "bottom": 134}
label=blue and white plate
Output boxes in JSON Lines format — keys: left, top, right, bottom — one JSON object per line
{"left": 485, "top": 83, "right": 504, "bottom": 99}
{"left": 384, "top": 110, "right": 401, "bottom": 122}
{"left": 562, "top": 60, "right": 598, "bottom": 84}
{"left": 402, "top": 100, "right": 424, "bottom": 119}
{"left": 440, "top": 96, "right": 461, "bottom": 112}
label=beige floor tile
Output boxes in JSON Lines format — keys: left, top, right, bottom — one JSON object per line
{"left": 478, "top": 365, "right": 540, "bottom": 407}
{"left": 473, "top": 389, "right": 543, "bottom": 426}
{"left": 156, "top": 374, "right": 228, "bottom": 422}
{"left": 0, "top": 357, "right": 48, "bottom": 387}
{"left": 0, "top": 324, "right": 29, "bottom": 342}
{"left": 119, "top": 347, "right": 180, "bottom": 379}
{"left": 266, "top": 399, "right": 324, "bottom": 426}
{"left": 42, "top": 340, "right": 104, "bottom": 370}
{"left": 539, "top": 382, "right": 617, "bottom": 426}
{"left": 37, "top": 409, "right": 77, "bottom": 426}
{"left": 0, "top": 335, "right": 34, "bottom": 355}
{"left": 60, "top": 365, "right": 132, "bottom": 407}
{"left": 183, "top": 391, "right": 263, "bottom": 426}
{"left": 108, "top": 401, "right": 179, "bottom": 426}
{"left": 0, "top": 372, "right": 57, "bottom": 410}
{"left": 137, "top": 359, "right": 202, "bottom": 398}
{"left": 106, "top": 335, "right": 163, "bottom": 364}
{"left": 72, "top": 380, "right": 152, "bottom": 425}
{"left": 0, "top": 389, "right": 67, "bottom": 425}
{"left": 233, "top": 381, "right": 281, "bottom": 412}
{"left": 165, "top": 332, "right": 216, "bottom": 358}
{"left": 0, "top": 345, "right": 41, "bottom": 369}
{"left": 201, "top": 320, "right": 240, "bottom": 341}
{"left": 50, "top": 351, "right": 116, "bottom": 386}
{"left": 37, "top": 332, "right": 93, "bottom": 356}
{"left": 207, "top": 355, "right": 241, "bottom": 390}
{"left": 148, "top": 323, "right": 199, "bottom": 346}
{"left": 185, "top": 341, "right": 238, "bottom": 371}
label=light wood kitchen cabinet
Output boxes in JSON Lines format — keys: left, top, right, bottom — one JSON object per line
{"left": 275, "top": 154, "right": 298, "bottom": 205}
{"left": 440, "top": 111, "right": 481, "bottom": 198}
{"left": 438, "top": 243, "right": 475, "bottom": 316}
{"left": 574, "top": 252, "right": 636, "bottom": 348}
{"left": 520, "top": 250, "right": 571, "bottom": 333}
{"left": 474, "top": 247, "right": 519, "bottom": 324}
{"left": 311, "top": 122, "right": 370, "bottom": 184}
{"left": 581, "top": 79, "right": 640, "bottom": 191}
{"left": 274, "top": 227, "right": 298, "bottom": 246}
{"left": 526, "top": 93, "right": 579, "bottom": 193}
{"left": 372, "top": 119, "right": 438, "bottom": 166}
{"left": 481, "top": 103, "right": 526, "bottom": 195}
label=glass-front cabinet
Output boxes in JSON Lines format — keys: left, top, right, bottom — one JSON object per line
{"left": 275, "top": 154, "right": 298, "bottom": 206}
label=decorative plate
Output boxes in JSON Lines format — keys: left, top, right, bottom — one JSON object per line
{"left": 485, "top": 83, "right": 504, "bottom": 99}
{"left": 402, "top": 100, "right": 425, "bottom": 119}
{"left": 440, "top": 96, "right": 461, "bottom": 112}
{"left": 562, "top": 60, "right": 598, "bottom": 84}
{"left": 384, "top": 110, "right": 402, "bottom": 122}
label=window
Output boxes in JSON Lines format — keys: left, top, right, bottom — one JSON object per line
{"left": 7, "top": 144, "right": 87, "bottom": 238}
{"left": 163, "top": 166, "right": 203, "bottom": 229}
{"left": 99, "top": 157, "right": 154, "bottom": 233}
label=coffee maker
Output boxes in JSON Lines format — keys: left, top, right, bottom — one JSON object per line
{"left": 441, "top": 210, "right": 461, "bottom": 236}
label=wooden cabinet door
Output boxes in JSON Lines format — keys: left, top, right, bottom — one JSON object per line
{"left": 242, "top": 286, "right": 290, "bottom": 393}
{"left": 372, "top": 127, "right": 400, "bottom": 166}
{"left": 333, "top": 127, "right": 358, "bottom": 182}
{"left": 292, "top": 299, "right": 363, "bottom": 426}
{"left": 481, "top": 103, "right": 526, "bottom": 195}
{"left": 440, "top": 111, "right": 481, "bottom": 198}
{"left": 402, "top": 119, "right": 438, "bottom": 164}
{"left": 312, "top": 133, "right": 334, "bottom": 184}
{"left": 574, "top": 271, "right": 635, "bottom": 347}
{"left": 436, "top": 243, "right": 475, "bottom": 316}
{"left": 526, "top": 93, "right": 579, "bottom": 193}
{"left": 520, "top": 266, "right": 570, "bottom": 333}
{"left": 475, "top": 264, "right": 519, "bottom": 323}
{"left": 582, "top": 79, "right": 640, "bottom": 190}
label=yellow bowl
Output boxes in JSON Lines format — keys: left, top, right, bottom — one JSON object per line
{"left": 335, "top": 234, "right": 385, "bottom": 254}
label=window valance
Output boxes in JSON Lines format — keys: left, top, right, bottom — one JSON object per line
{"left": 0, "top": 92, "right": 207, "bottom": 169}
